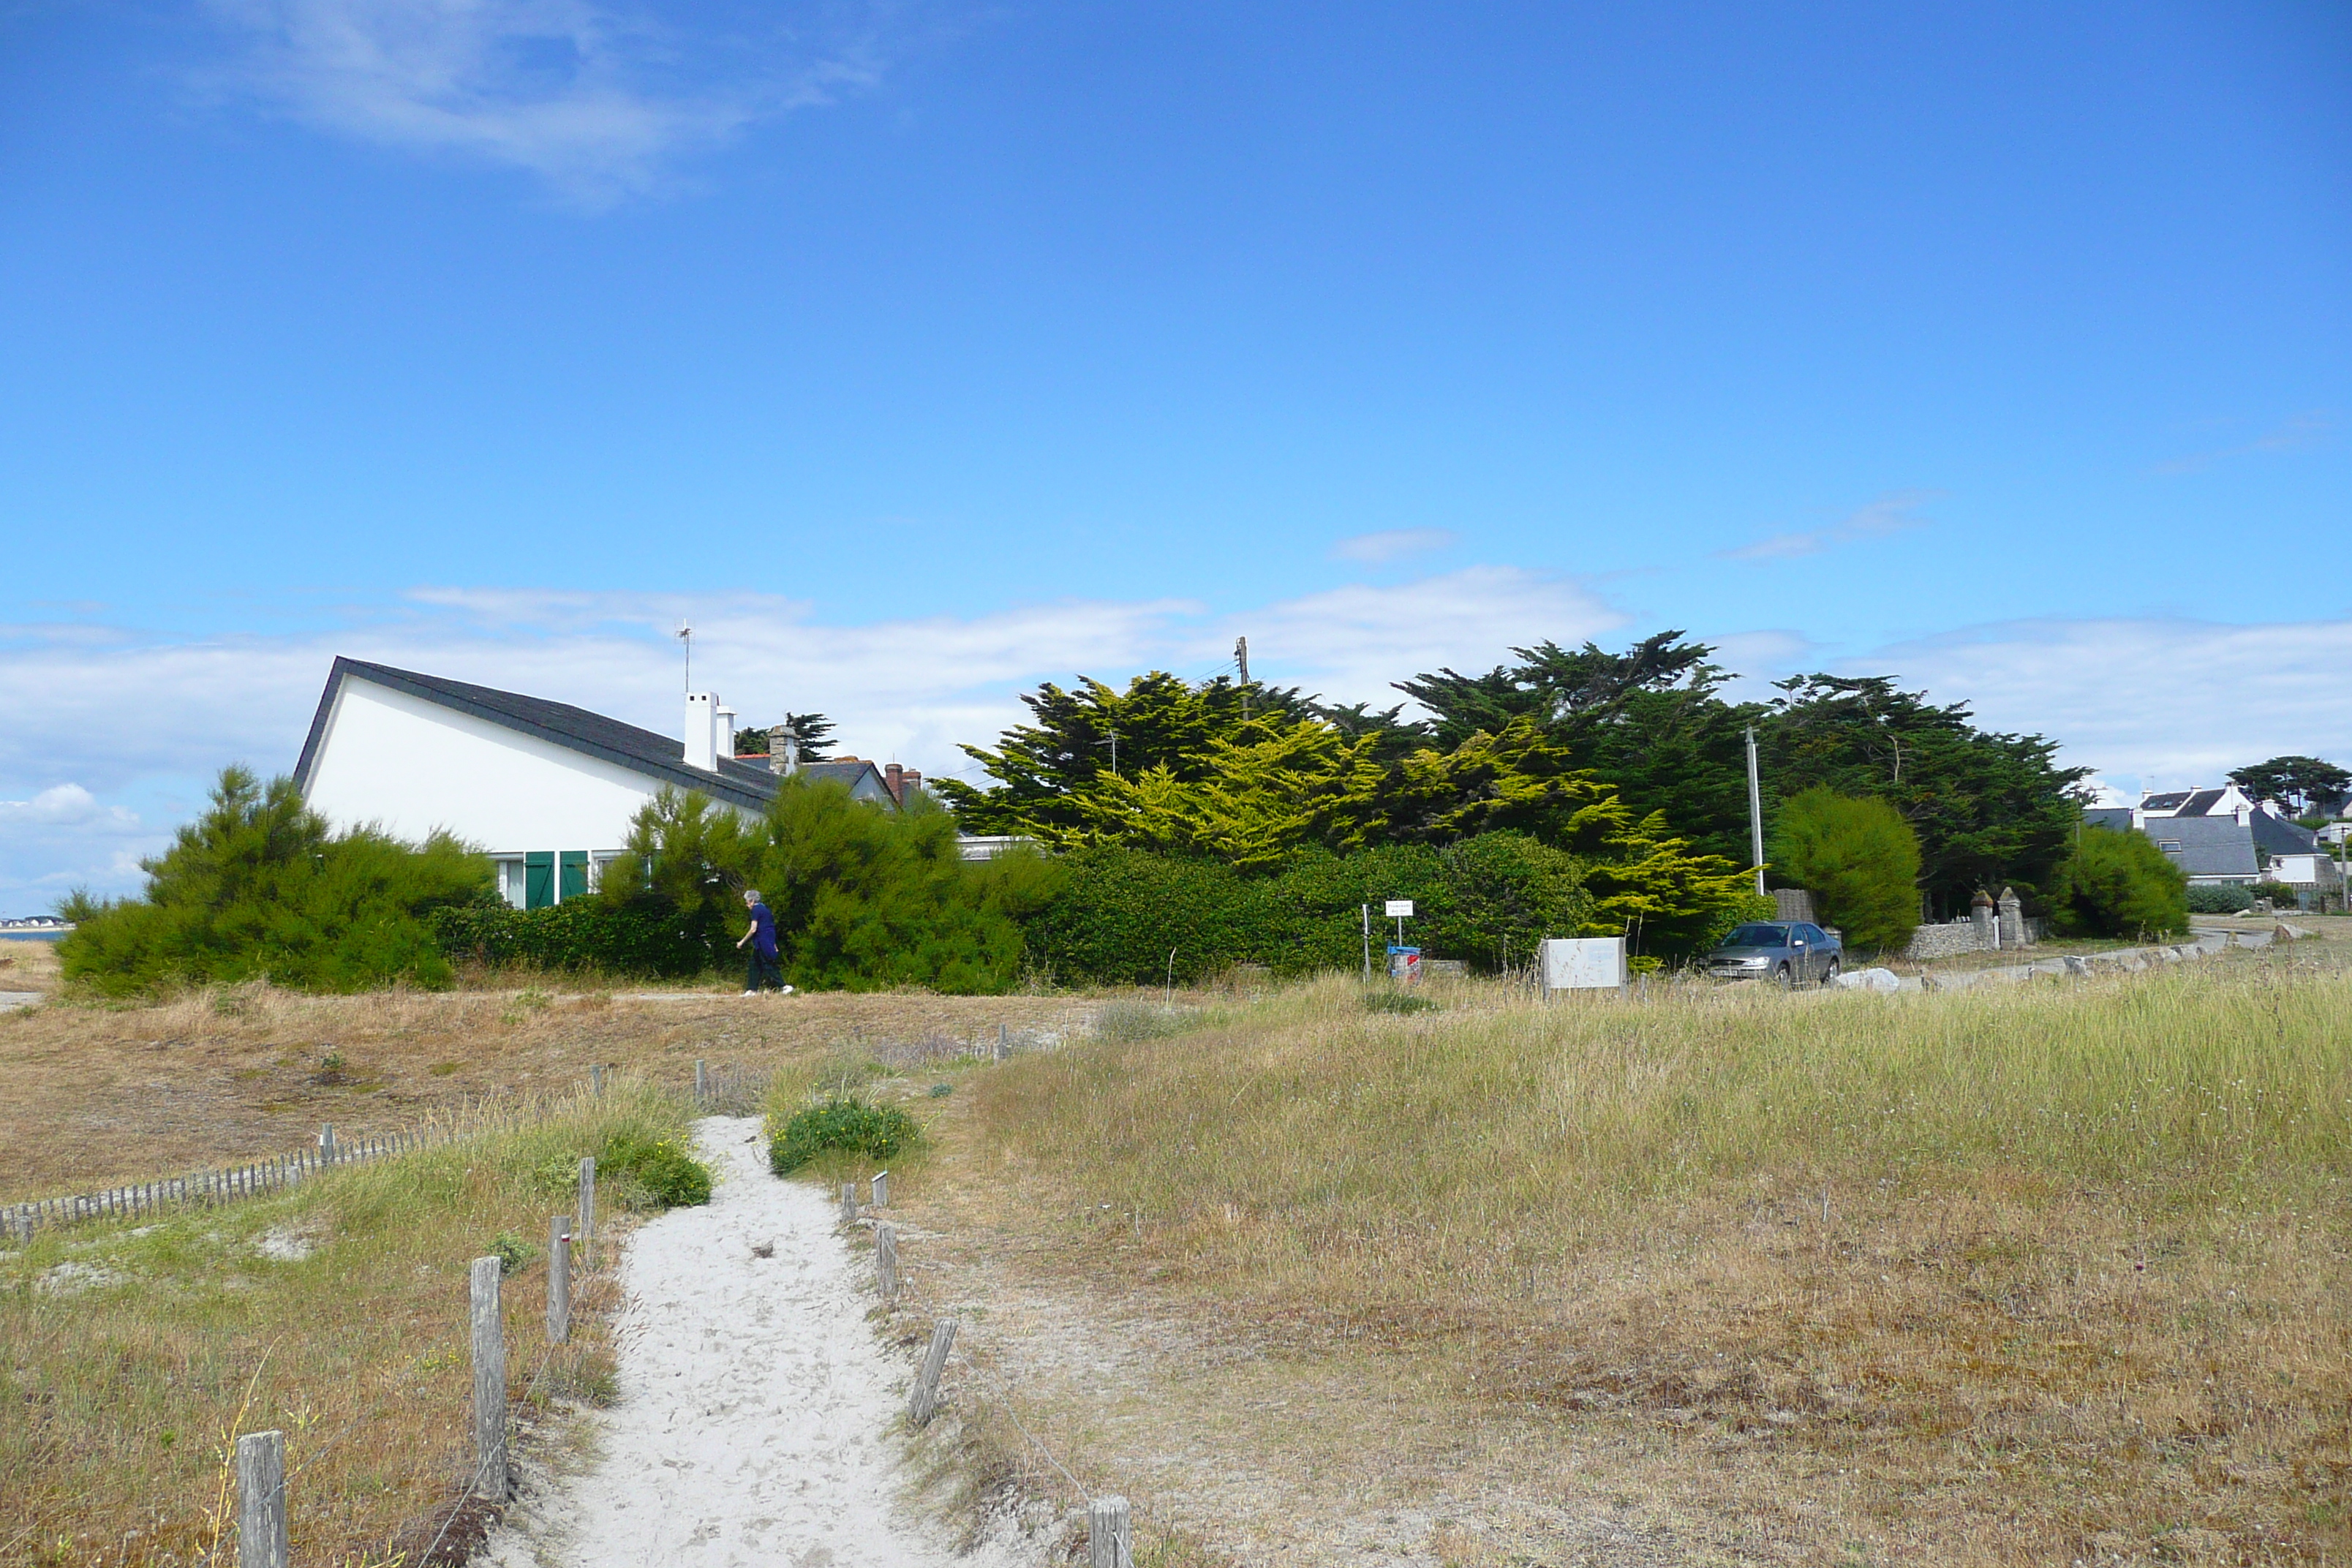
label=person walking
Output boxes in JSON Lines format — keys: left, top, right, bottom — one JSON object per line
{"left": 736, "top": 888, "right": 788, "bottom": 996}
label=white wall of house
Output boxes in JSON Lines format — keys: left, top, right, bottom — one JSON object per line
{"left": 304, "top": 676, "right": 658, "bottom": 857}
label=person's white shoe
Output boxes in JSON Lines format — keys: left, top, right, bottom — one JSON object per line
{"left": 742, "top": 990, "right": 757, "bottom": 997}
{"left": 779, "top": 985, "right": 796, "bottom": 996}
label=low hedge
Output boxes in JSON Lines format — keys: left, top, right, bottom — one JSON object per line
{"left": 428, "top": 897, "right": 728, "bottom": 978}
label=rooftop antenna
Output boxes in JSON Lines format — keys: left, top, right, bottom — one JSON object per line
{"left": 676, "top": 622, "right": 693, "bottom": 693}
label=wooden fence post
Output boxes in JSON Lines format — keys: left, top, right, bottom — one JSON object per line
{"left": 875, "top": 1223, "right": 898, "bottom": 1301}
{"left": 547, "top": 1215, "right": 571, "bottom": 1344}
{"left": 235, "top": 1429, "right": 288, "bottom": 1568}
{"left": 694, "top": 1059, "right": 707, "bottom": 1103}
{"left": 1088, "top": 1496, "right": 1133, "bottom": 1568}
{"left": 470, "top": 1256, "right": 508, "bottom": 1500}
{"left": 591, "top": 1063, "right": 605, "bottom": 1096}
{"left": 319, "top": 1125, "right": 336, "bottom": 1165}
{"left": 578, "top": 1156, "right": 596, "bottom": 1269}
{"left": 908, "top": 1318, "right": 957, "bottom": 1425}
{"left": 840, "top": 1182, "right": 860, "bottom": 1226}
{"left": 871, "top": 1170, "right": 889, "bottom": 1209}
{"left": 995, "top": 1023, "right": 1009, "bottom": 1062}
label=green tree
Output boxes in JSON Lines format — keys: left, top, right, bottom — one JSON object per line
{"left": 731, "top": 713, "right": 837, "bottom": 761}
{"left": 57, "top": 766, "right": 489, "bottom": 995}
{"left": 2048, "top": 823, "right": 2188, "bottom": 938}
{"left": 1768, "top": 786, "right": 1923, "bottom": 953}
{"left": 2227, "top": 755, "right": 2352, "bottom": 817}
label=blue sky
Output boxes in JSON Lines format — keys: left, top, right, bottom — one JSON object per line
{"left": 3, "top": 0, "right": 2347, "bottom": 908}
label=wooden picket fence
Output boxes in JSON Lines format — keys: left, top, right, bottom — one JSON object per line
{"left": 0, "top": 1125, "right": 431, "bottom": 1245}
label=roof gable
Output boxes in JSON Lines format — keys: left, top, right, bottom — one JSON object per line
{"left": 296, "top": 658, "right": 788, "bottom": 815}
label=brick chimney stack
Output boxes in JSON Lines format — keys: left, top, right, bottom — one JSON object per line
{"left": 885, "top": 763, "right": 905, "bottom": 804}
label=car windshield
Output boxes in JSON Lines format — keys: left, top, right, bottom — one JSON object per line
{"left": 1722, "top": 924, "right": 1789, "bottom": 947}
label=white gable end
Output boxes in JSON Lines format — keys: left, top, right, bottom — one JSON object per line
{"left": 305, "top": 676, "right": 660, "bottom": 853}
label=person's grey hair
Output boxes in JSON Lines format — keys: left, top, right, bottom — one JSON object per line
{"left": 744, "top": 889, "right": 762, "bottom": 903}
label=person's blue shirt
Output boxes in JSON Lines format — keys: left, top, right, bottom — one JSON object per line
{"left": 749, "top": 900, "right": 777, "bottom": 959}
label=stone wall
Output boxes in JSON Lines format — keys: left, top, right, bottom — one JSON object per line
{"left": 1904, "top": 916, "right": 2050, "bottom": 961}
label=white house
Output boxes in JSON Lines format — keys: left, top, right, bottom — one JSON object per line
{"left": 294, "top": 659, "right": 911, "bottom": 908}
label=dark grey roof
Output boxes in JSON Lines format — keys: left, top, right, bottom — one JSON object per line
{"left": 2141, "top": 791, "right": 2192, "bottom": 813}
{"left": 295, "top": 658, "right": 895, "bottom": 815}
{"left": 2174, "top": 788, "right": 2230, "bottom": 818}
{"left": 2082, "top": 807, "right": 2133, "bottom": 833}
{"left": 2143, "top": 815, "right": 2258, "bottom": 879}
{"left": 2251, "top": 810, "right": 2319, "bottom": 856}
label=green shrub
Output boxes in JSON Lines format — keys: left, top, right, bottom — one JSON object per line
{"left": 429, "top": 896, "right": 728, "bottom": 978}
{"left": 603, "top": 777, "right": 1063, "bottom": 994}
{"left": 1770, "top": 788, "right": 1923, "bottom": 953}
{"left": 2050, "top": 826, "right": 2190, "bottom": 938}
{"left": 57, "top": 766, "right": 489, "bottom": 996}
{"left": 598, "top": 1134, "right": 713, "bottom": 1207}
{"left": 2185, "top": 883, "right": 2255, "bottom": 914}
{"left": 491, "top": 1233, "right": 535, "bottom": 1276}
{"left": 769, "top": 1098, "right": 921, "bottom": 1175}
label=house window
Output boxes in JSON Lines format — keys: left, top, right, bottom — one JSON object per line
{"left": 2158, "top": 840, "right": 2182, "bottom": 854}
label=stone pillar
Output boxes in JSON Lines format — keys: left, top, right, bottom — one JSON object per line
{"left": 1997, "top": 886, "right": 2026, "bottom": 949}
{"left": 1970, "top": 889, "right": 1997, "bottom": 950}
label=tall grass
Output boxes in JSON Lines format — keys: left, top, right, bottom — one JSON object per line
{"left": 970, "top": 960, "right": 2352, "bottom": 1558}
{"left": 0, "top": 1080, "right": 696, "bottom": 1567}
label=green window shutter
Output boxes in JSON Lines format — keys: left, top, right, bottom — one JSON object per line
{"left": 525, "top": 852, "right": 555, "bottom": 910}
{"left": 559, "top": 851, "right": 589, "bottom": 902}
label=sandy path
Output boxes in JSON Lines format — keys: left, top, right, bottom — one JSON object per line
{"left": 486, "top": 1116, "right": 1006, "bottom": 1568}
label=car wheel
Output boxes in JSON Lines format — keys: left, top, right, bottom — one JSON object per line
{"left": 1775, "top": 962, "right": 1793, "bottom": 989}
{"left": 1820, "top": 957, "right": 1840, "bottom": 988}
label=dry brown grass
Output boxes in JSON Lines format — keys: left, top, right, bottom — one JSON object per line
{"left": 0, "top": 981, "right": 1090, "bottom": 1205}
{"left": 0, "top": 1084, "right": 685, "bottom": 1568}
{"left": 0, "top": 937, "right": 61, "bottom": 995}
{"left": 882, "top": 951, "right": 2352, "bottom": 1566}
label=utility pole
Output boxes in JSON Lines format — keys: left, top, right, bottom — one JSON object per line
{"left": 1096, "top": 728, "right": 1119, "bottom": 777}
{"left": 1745, "top": 723, "right": 1766, "bottom": 897}
{"left": 1236, "top": 636, "right": 1250, "bottom": 721}
{"left": 1360, "top": 903, "right": 1371, "bottom": 983}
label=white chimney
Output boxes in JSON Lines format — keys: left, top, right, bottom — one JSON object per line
{"left": 685, "top": 693, "right": 717, "bottom": 771}
{"left": 717, "top": 706, "right": 737, "bottom": 761}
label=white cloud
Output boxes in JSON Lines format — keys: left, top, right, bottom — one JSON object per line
{"left": 202, "top": 0, "right": 886, "bottom": 203}
{"left": 1329, "top": 528, "right": 1458, "bottom": 566}
{"left": 0, "top": 783, "right": 143, "bottom": 832}
{"left": 1221, "top": 566, "right": 1623, "bottom": 706}
{"left": 1863, "top": 615, "right": 2352, "bottom": 791}
{"left": 1721, "top": 489, "right": 1937, "bottom": 564}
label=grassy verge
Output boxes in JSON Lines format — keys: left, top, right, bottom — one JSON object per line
{"left": 0, "top": 1080, "right": 700, "bottom": 1567}
{"left": 960, "top": 959, "right": 2352, "bottom": 1561}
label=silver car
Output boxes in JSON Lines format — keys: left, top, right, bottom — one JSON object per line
{"left": 1704, "top": 921, "right": 1843, "bottom": 987}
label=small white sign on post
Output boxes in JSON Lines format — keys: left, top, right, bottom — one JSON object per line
{"left": 1384, "top": 900, "right": 1414, "bottom": 918}
{"left": 1539, "top": 937, "right": 1627, "bottom": 996}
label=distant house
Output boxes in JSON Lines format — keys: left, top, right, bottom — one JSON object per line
{"left": 295, "top": 659, "right": 921, "bottom": 908}
{"left": 2082, "top": 782, "right": 2321, "bottom": 888}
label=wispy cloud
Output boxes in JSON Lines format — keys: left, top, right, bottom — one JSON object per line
{"left": 2153, "top": 411, "right": 2332, "bottom": 477}
{"left": 1330, "top": 528, "right": 1458, "bottom": 566}
{"left": 201, "top": 0, "right": 891, "bottom": 203}
{"left": 1863, "top": 614, "right": 2352, "bottom": 791}
{"left": 1720, "top": 489, "right": 1938, "bottom": 564}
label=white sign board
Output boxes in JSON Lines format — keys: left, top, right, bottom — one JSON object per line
{"left": 1384, "top": 900, "right": 1414, "bottom": 918}
{"left": 1539, "top": 937, "right": 1627, "bottom": 994}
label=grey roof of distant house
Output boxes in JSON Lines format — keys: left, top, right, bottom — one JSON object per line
{"left": 295, "top": 658, "right": 896, "bottom": 814}
{"left": 2143, "top": 815, "right": 2258, "bottom": 879}
{"left": 2174, "top": 788, "right": 2232, "bottom": 818}
{"left": 2141, "top": 791, "right": 2192, "bottom": 813}
{"left": 2082, "top": 807, "right": 2133, "bottom": 833}
{"left": 2251, "top": 810, "right": 2319, "bottom": 856}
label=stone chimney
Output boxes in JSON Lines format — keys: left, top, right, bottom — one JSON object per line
{"left": 684, "top": 693, "right": 717, "bottom": 772}
{"left": 885, "top": 763, "right": 905, "bottom": 805}
{"left": 769, "top": 721, "right": 799, "bottom": 777}
{"left": 902, "top": 769, "right": 922, "bottom": 803}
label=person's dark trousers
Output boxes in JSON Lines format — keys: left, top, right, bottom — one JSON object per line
{"left": 747, "top": 951, "right": 785, "bottom": 992}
